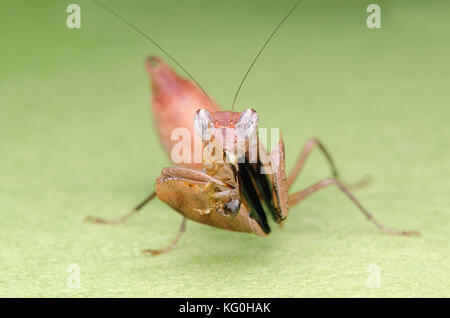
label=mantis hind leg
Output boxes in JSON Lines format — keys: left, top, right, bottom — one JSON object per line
{"left": 288, "top": 178, "right": 420, "bottom": 236}
{"left": 285, "top": 138, "right": 419, "bottom": 236}
{"left": 84, "top": 191, "right": 156, "bottom": 225}
{"left": 287, "top": 137, "right": 369, "bottom": 190}
{"left": 142, "top": 217, "right": 187, "bottom": 256}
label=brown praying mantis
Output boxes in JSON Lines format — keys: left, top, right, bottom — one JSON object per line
{"left": 86, "top": 0, "right": 420, "bottom": 256}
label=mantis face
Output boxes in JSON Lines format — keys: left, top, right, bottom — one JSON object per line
{"left": 194, "top": 108, "right": 258, "bottom": 167}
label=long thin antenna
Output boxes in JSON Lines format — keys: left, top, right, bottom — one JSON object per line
{"left": 231, "top": 0, "right": 304, "bottom": 111}
{"left": 90, "top": 0, "right": 215, "bottom": 109}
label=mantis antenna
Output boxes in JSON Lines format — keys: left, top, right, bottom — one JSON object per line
{"left": 231, "top": 0, "right": 304, "bottom": 111}
{"left": 91, "top": 0, "right": 216, "bottom": 110}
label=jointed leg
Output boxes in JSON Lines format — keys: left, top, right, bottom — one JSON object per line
{"left": 287, "top": 137, "right": 368, "bottom": 190}
{"left": 142, "top": 217, "right": 187, "bottom": 256}
{"left": 289, "top": 178, "right": 420, "bottom": 236}
{"left": 287, "top": 138, "right": 337, "bottom": 188}
{"left": 85, "top": 191, "right": 156, "bottom": 225}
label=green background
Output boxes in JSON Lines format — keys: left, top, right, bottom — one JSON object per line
{"left": 1, "top": 0, "right": 449, "bottom": 297}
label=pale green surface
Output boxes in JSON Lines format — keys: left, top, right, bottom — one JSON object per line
{"left": 0, "top": 0, "right": 449, "bottom": 297}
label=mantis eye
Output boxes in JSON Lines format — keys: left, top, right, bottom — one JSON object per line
{"left": 235, "top": 108, "right": 258, "bottom": 138}
{"left": 194, "top": 109, "right": 213, "bottom": 140}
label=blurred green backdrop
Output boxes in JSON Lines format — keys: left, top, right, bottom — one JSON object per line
{"left": 0, "top": 0, "right": 449, "bottom": 297}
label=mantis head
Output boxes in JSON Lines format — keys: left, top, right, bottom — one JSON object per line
{"left": 194, "top": 108, "right": 258, "bottom": 166}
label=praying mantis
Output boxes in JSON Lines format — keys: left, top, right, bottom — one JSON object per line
{"left": 86, "top": 0, "right": 419, "bottom": 256}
